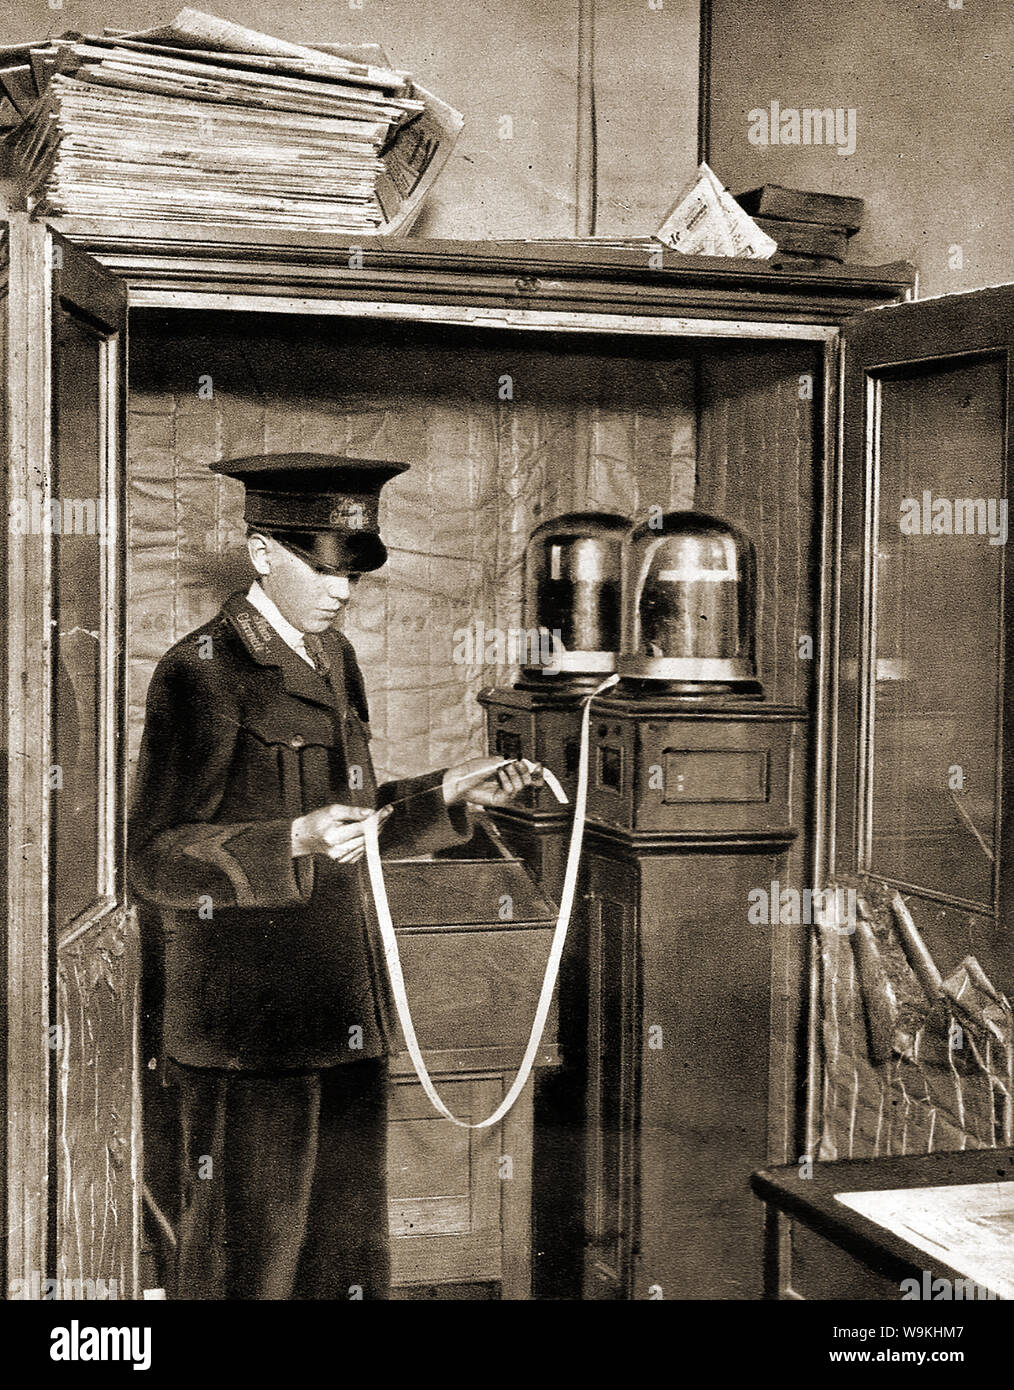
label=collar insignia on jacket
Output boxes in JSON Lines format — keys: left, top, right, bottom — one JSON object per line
{"left": 223, "top": 592, "right": 370, "bottom": 722}
{"left": 224, "top": 594, "right": 293, "bottom": 665}
{"left": 232, "top": 607, "right": 274, "bottom": 657}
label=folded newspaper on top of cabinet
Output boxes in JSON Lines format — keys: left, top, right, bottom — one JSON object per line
{"left": 656, "top": 162, "right": 777, "bottom": 259}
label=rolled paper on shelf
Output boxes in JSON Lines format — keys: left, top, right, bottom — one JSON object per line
{"left": 890, "top": 889, "right": 944, "bottom": 1001}
{"left": 817, "top": 886, "right": 857, "bottom": 935}
{"left": 959, "top": 954, "right": 1009, "bottom": 1008}
{"left": 940, "top": 957, "right": 1010, "bottom": 1044}
{"left": 942, "top": 983, "right": 1006, "bottom": 1044}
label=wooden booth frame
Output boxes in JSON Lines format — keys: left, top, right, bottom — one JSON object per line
{"left": 3, "top": 212, "right": 924, "bottom": 1298}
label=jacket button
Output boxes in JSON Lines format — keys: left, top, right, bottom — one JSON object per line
{"left": 290, "top": 735, "right": 305, "bottom": 748}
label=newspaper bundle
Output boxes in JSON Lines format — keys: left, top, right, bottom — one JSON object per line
{"left": 2, "top": 8, "right": 462, "bottom": 236}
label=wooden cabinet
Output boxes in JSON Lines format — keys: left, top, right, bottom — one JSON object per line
{"left": 383, "top": 854, "right": 559, "bottom": 1297}
{"left": 778, "top": 285, "right": 1014, "bottom": 1297}
{"left": 387, "top": 1064, "right": 539, "bottom": 1298}
{"left": 3, "top": 210, "right": 932, "bottom": 1298}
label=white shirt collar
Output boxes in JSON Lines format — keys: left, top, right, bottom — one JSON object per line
{"left": 246, "top": 582, "right": 313, "bottom": 665}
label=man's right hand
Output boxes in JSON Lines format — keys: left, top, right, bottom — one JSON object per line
{"left": 290, "top": 803, "right": 392, "bottom": 862}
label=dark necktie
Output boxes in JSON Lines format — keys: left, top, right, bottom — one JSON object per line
{"left": 303, "top": 632, "right": 332, "bottom": 686}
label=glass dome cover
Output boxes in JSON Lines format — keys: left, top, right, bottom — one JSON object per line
{"left": 618, "top": 511, "right": 759, "bottom": 689}
{"left": 523, "top": 511, "right": 631, "bottom": 674}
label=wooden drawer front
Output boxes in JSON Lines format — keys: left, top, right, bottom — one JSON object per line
{"left": 395, "top": 928, "right": 556, "bottom": 1052}
{"left": 634, "top": 719, "right": 791, "bottom": 834}
{"left": 662, "top": 748, "right": 769, "bottom": 804}
{"left": 388, "top": 1075, "right": 503, "bottom": 1287}
{"left": 585, "top": 712, "right": 798, "bottom": 836}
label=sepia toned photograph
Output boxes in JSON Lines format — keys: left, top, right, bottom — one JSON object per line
{"left": 0, "top": 0, "right": 1011, "bottom": 1369}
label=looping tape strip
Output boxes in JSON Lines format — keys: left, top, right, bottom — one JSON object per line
{"left": 362, "top": 673, "right": 619, "bottom": 1129}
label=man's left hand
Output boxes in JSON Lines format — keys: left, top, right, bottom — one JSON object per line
{"left": 442, "top": 756, "right": 544, "bottom": 808}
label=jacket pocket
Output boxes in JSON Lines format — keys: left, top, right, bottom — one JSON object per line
{"left": 238, "top": 709, "right": 336, "bottom": 817}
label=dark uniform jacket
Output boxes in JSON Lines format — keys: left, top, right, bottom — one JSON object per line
{"left": 128, "top": 591, "right": 472, "bottom": 1072}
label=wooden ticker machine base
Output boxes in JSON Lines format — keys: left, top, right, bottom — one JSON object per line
{"left": 582, "top": 685, "right": 804, "bottom": 1299}
{"left": 479, "top": 676, "right": 595, "bottom": 1299}
{"left": 479, "top": 679, "right": 596, "bottom": 898}
{"left": 482, "top": 678, "right": 804, "bottom": 1300}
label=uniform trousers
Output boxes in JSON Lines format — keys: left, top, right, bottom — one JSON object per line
{"left": 170, "top": 1057, "right": 390, "bottom": 1300}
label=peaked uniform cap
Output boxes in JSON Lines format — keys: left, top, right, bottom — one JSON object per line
{"left": 211, "top": 452, "right": 409, "bottom": 573}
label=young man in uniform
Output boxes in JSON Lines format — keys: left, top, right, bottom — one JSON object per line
{"left": 128, "top": 453, "right": 540, "bottom": 1299}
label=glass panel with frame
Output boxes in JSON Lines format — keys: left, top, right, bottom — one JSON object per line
{"left": 865, "top": 353, "right": 1005, "bottom": 911}
{"left": 50, "top": 305, "right": 118, "bottom": 932}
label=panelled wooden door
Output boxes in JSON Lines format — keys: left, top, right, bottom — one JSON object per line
{"left": 3, "top": 214, "right": 138, "bottom": 1300}
{"left": 833, "top": 286, "right": 1014, "bottom": 997}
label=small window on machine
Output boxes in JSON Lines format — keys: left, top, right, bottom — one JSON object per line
{"left": 662, "top": 750, "right": 769, "bottom": 805}
{"left": 563, "top": 738, "right": 581, "bottom": 780}
{"left": 495, "top": 730, "right": 522, "bottom": 762}
{"left": 598, "top": 744, "right": 623, "bottom": 792}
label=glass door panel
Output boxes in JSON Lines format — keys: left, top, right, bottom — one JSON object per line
{"left": 868, "top": 354, "right": 1005, "bottom": 909}
{"left": 3, "top": 217, "right": 135, "bottom": 1298}
{"left": 51, "top": 306, "right": 118, "bottom": 930}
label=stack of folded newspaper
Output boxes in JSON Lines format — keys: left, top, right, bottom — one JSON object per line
{"left": 2, "top": 8, "right": 462, "bottom": 235}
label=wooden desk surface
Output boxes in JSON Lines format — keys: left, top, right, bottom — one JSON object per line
{"left": 752, "top": 1149, "right": 1014, "bottom": 1293}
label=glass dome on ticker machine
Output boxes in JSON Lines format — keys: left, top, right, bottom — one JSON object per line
{"left": 617, "top": 510, "right": 763, "bottom": 699}
{"left": 521, "top": 511, "right": 632, "bottom": 689}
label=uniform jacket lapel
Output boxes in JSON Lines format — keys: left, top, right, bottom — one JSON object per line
{"left": 222, "top": 592, "right": 341, "bottom": 712}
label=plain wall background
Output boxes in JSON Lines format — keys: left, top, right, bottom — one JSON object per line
{"left": 706, "top": 0, "right": 1014, "bottom": 297}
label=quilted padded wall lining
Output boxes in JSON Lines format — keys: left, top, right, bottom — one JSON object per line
{"left": 126, "top": 311, "right": 698, "bottom": 788}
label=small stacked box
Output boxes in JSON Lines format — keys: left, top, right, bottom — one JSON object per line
{"left": 736, "top": 184, "right": 865, "bottom": 265}
{"left": 0, "top": 8, "right": 462, "bottom": 236}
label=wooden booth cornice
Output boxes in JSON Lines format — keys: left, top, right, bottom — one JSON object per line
{"left": 45, "top": 217, "right": 917, "bottom": 324}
